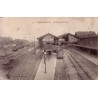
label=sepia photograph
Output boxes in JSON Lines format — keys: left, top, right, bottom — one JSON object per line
{"left": 0, "top": 17, "right": 98, "bottom": 80}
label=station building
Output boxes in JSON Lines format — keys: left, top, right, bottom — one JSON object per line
{"left": 58, "top": 33, "right": 78, "bottom": 45}
{"left": 75, "top": 31, "right": 98, "bottom": 55}
{"left": 75, "top": 31, "right": 98, "bottom": 47}
{"left": 37, "top": 33, "right": 58, "bottom": 47}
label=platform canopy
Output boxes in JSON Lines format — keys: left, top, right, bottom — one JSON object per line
{"left": 75, "top": 31, "right": 97, "bottom": 38}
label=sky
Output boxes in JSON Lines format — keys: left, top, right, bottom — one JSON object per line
{"left": 0, "top": 17, "right": 98, "bottom": 41}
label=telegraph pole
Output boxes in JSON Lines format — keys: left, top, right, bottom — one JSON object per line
{"left": 44, "top": 51, "right": 46, "bottom": 73}
{"left": 34, "top": 35, "right": 36, "bottom": 54}
{"left": 44, "top": 44, "right": 47, "bottom": 73}
{"left": 33, "top": 32, "right": 37, "bottom": 54}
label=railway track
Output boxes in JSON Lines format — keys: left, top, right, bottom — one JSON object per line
{"left": 9, "top": 48, "right": 43, "bottom": 80}
{"left": 9, "top": 54, "right": 29, "bottom": 80}
{"left": 63, "top": 50, "right": 91, "bottom": 80}
{"left": 55, "top": 48, "right": 98, "bottom": 80}
{"left": 4, "top": 45, "right": 39, "bottom": 64}
{"left": 8, "top": 50, "right": 31, "bottom": 77}
{"left": 69, "top": 49, "right": 98, "bottom": 67}
{"left": 29, "top": 49, "right": 43, "bottom": 80}
{"left": 54, "top": 59, "right": 68, "bottom": 80}
{"left": 68, "top": 49, "right": 98, "bottom": 79}
{"left": 18, "top": 49, "right": 43, "bottom": 80}
{"left": 55, "top": 49, "right": 83, "bottom": 80}
{"left": 63, "top": 50, "right": 82, "bottom": 80}
{"left": 63, "top": 49, "right": 98, "bottom": 80}
{"left": 6, "top": 47, "right": 33, "bottom": 73}
{"left": 3, "top": 46, "right": 39, "bottom": 79}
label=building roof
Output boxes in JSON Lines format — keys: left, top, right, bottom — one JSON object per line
{"left": 58, "top": 33, "right": 78, "bottom": 39}
{"left": 58, "top": 33, "right": 67, "bottom": 38}
{"left": 37, "top": 33, "right": 58, "bottom": 40}
{"left": 67, "top": 33, "right": 78, "bottom": 38}
{"left": 75, "top": 31, "right": 97, "bottom": 38}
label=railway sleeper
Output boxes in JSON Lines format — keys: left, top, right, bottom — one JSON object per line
{"left": 68, "top": 50, "right": 98, "bottom": 80}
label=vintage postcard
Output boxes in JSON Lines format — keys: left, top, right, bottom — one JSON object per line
{"left": 0, "top": 17, "right": 98, "bottom": 80}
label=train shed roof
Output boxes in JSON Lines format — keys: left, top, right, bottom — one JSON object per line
{"left": 75, "top": 31, "right": 97, "bottom": 38}
{"left": 37, "top": 33, "right": 58, "bottom": 40}
{"left": 58, "top": 33, "right": 78, "bottom": 39}
{"left": 58, "top": 33, "right": 67, "bottom": 38}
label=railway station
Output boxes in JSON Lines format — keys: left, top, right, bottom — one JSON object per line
{"left": 0, "top": 31, "right": 98, "bottom": 80}
{"left": 0, "top": 18, "right": 98, "bottom": 80}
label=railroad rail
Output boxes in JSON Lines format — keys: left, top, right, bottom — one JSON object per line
{"left": 63, "top": 49, "right": 98, "bottom": 80}
{"left": 55, "top": 48, "right": 98, "bottom": 80}
{"left": 2, "top": 45, "right": 40, "bottom": 68}
{"left": 68, "top": 49, "right": 98, "bottom": 75}
{"left": 64, "top": 50, "right": 91, "bottom": 80}
{"left": 67, "top": 44, "right": 98, "bottom": 57}
{"left": 9, "top": 47, "right": 43, "bottom": 80}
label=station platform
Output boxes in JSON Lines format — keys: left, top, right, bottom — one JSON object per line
{"left": 35, "top": 53, "right": 57, "bottom": 80}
